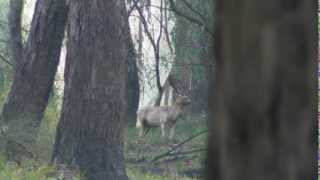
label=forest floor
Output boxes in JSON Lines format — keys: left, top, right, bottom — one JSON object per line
{"left": 124, "top": 114, "right": 208, "bottom": 180}
{"left": 0, "top": 103, "right": 208, "bottom": 180}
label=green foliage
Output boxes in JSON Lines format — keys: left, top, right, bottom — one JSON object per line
{"left": 0, "top": 113, "right": 206, "bottom": 179}
{"left": 0, "top": 0, "right": 9, "bottom": 36}
{"left": 0, "top": 73, "right": 12, "bottom": 110}
{"left": 124, "top": 115, "right": 207, "bottom": 154}
{"left": 127, "top": 168, "right": 167, "bottom": 180}
{"left": 0, "top": 89, "right": 62, "bottom": 178}
{"left": 0, "top": 0, "right": 10, "bottom": 54}
{"left": 36, "top": 95, "right": 61, "bottom": 162}
{"left": 0, "top": 0, "right": 13, "bottom": 102}
{"left": 0, "top": 155, "right": 58, "bottom": 180}
{"left": 127, "top": 167, "right": 199, "bottom": 180}
{"left": 171, "top": 0, "right": 212, "bottom": 82}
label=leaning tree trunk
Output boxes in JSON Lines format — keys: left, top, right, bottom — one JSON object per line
{"left": 8, "top": 0, "right": 23, "bottom": 65}
{"left": 2, "top": 0, "right": 68, "bottom": 160}
{"left": 206, "top": 0, "right": 316, "bottom": 180}
{"left": 52, "top": 0, "right": 129, "bottom": 179}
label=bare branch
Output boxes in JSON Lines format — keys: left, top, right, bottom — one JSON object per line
{"left": 151, "top": 130, "right": 208, "bottom": 162}
{"left": 164, "top": 0, "right": 174, "bottom": 53}
{"left": 132, "top": 0, "right": 157, "bottom": 52}
{"left": 0, "top": 53, "right": 14, "bottom": 67}
{"left": 154, "top": 0, "right": 164, "bottom": 105}
{"left": 149, "top": 12, "right": 174, "bottom": 53}
{"left": 127, "top": 3, "right": 136, "bottom": 19}
{"left": 156, "top": 148, "right": 206, "bottom": 161}
{"left": 174, "top": 63, "right": 214, "bottom": 67}
{"left": 179, "top": 0, "right": 208, "bottom": 25}
{"left": 132, "top": 0, "right": 164, "bottom": 104}
{"left": 163, "top": 0, "right": 213, "bottom": 36}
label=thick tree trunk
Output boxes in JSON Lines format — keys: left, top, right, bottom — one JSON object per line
{"left": 2, "top": 0, "right": 68, "bottom": 160}
{"left": 52, "top": 0, "right": 128, "bottom": 179}
{"left": 125, "top": 24, "right": 140, "bottom": 126}
{"left": 206, "top": 0, "right": 316, "bottom": 180}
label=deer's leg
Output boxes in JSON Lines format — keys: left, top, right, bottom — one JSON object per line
{"left": 139, "top": 127, "right": 144, "bottom": 138}
{"left": 139, "top": 123, "right": 146, "bottom": 138}
{"left": 160, "top": 123, "right": 166, "bottom": 137}
{"left": 169, "top": 124, "right": 175, "bottom": 139}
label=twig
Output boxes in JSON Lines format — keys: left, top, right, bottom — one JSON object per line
{"left": 173, "top": 63, "right": 214, "bottom": 67}
{"left": 168, "top": 148, "right": 206, "bottom": 157}
{"left": 144, "top": 15, "right": 172, "bottom": 54}
{"left": 153, "top": 147, "right": 206, "bottom": 164}
{"left": 132, "top": 0, "right": 164, "bottom": 99}
{"left": 0, "top": 53, "right": 14, "bottom": 67}
{"left": 151, "top": 130, "right": 208, "bottom": 162}
{"left": 154, "top": 0, "right": 164, "bottom": 99}
{"left": 164, "top": 0, "right": 174, "bottom": 54}
{"left": 127, "top": 4, "right": 136, "bottom": 19}
{"left": 132, "top": 0, "right": 157, "bottom": 50}
{"left": 129, "top": 2, "right": 213, "bottom": 36}
{"left": 167, "top": 0, "right": 213, "bottom": 36}
{"left": 179, "top": 0, "right": 208, "bottom": 25}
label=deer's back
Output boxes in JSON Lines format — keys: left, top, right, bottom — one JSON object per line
{"left": 138, "top": 106, "right": 180, "bottom": 126}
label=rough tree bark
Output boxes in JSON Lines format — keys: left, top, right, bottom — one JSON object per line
{"left": 206, "top": 0, "right": 316, "bottom": 180}
{"left": 52, "top": 0, "right": 129, "bottom": 179}
{"left": 2, "top": 0, "right": 68, "bottom": 159}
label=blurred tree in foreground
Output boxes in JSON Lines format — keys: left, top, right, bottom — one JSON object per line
{"left": 206, "top": 0, "right": 316, "bottom": 180}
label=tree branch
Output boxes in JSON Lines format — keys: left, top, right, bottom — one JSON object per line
{"left": 164, "top": 0, "right": 174, "bottom": 54}
{"left": 149, "top": 13, "right": 174, "bottom": 53}
{"left": 174, "top": 63, "right": 214, "bottom": 67}
{"left": 0, "top": 53, "right": 14, "bottom": 67}
{"left": 166, "top": 0, "right": 213, "bottom": 36}
{"left": 154, "top": 0, "right": 164, "bottom": 105}
{"left": 132, "top": 0, "right": 164, "bottom": 105}
{"left": 171, "top": 148, "right": 206, "bottom": 156}
{"left": 151, "top": 130, "right": 208, "bottom": 162}
{"left": 132, "top": 0, "right": 157, "bottom": 49}
{"left": 179, "top": 0, "right": 208, "bottom": 25}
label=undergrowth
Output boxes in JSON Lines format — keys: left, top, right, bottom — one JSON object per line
{"left": 0, "top": 80, "right": 207, "bottom": 180}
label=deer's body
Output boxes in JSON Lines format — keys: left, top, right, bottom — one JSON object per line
{"left": 136, "top": 96, "right": 190, "bottom": 139}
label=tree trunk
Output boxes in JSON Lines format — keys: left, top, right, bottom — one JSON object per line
{"left": 125, "top": 23, "right": 140, "bottom": 126}
{"left": 206, "top": 0, "right": 316, "bottom": 180}
{"left": 8, "top": 0, "right": 23, "bottom": 65}
{"left": 52, "top": 0, "right": 128, "bottom": 179}
{"left": 2, "top": 0, "right": 68, "bottom": 160}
